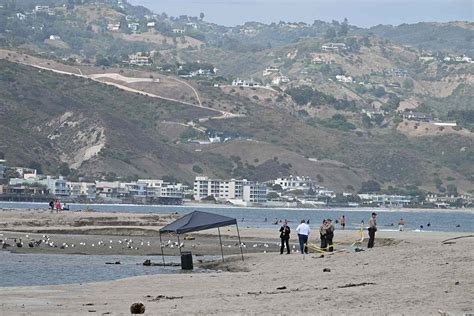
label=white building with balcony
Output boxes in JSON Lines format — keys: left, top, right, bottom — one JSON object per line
{"left": 193, "top": 176, "right": 266, "bottom": 204}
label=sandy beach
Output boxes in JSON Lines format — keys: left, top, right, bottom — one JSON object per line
{"left": 0, "top": 208, "right": 473, "bottom": 315}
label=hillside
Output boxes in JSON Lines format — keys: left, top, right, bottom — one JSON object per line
{"left": 0, "top": 0, "right": 473, "bottom": 194}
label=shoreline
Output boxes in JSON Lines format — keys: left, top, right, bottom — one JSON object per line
{"left": 1, "top": 200, "right": 473, "bottom": 214}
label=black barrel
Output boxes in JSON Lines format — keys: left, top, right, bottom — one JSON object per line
{"left": 181, "top": 251, "right": 193, "bottom": 270}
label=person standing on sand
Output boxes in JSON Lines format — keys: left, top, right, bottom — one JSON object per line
{"left": 368, "top": 212, "right": 377, "bottom": 248}
{"left": 325, "top": 219, "right": 335, "bottom": 252}
{"left": 49, "top": 200, "right": 54, "bottom": 210}
{"left": 398, "top": 218, "right": 405, "bottom": 231}
{"left": 320, "top": 219, "right": 327, "bottom": 249}
{"left": 296, "top": 219, "right": 310, "bottom": 254}
{"left": 279, "top": 220, "right": 291, "bottom": 254}
{"left": 340, "top": 215, "right": 346, "bottom": 230}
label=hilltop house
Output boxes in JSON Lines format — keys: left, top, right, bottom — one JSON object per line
{"left": 232, "top": 78, "right": 260, "bottom": 87}
{"left": 263, "top": 66, "right": 280, "bottom": 76}
{"left": 272, "top": 76, "right": 290, "bottom": 85}
{"left": 49, "top": 35, "right": 61, "bottom": 41}
{"left": 16, "top": 13, "right": 27, "bottom": 20}
{"left": 403, "top": 111, "right": 433, "bottom": 122}
{"left": 107, "top": 22, "right": 121, "bottom": 32}
{"left": 172, "top": 29, "right": 185, "bottom": 34}
{"left": 322, "top": 43, "right": 347, "bottom": 52}
{"left": 128, "top": 53, "right": 151, "bottom": 66}
{"left": 336, "top": 75, "right": 353, "bottom": 83}
{"left": 128, "top": 22, "right": 140, "bottom": 33}
{"left": 34, "top": 5, "right": 54, "bottom": 15}
{"left": 146, "top": 21, "right": 156, "bottom": 28}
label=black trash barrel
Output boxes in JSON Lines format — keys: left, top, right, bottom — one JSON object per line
{"left": 181, "top": 251, "right": 193, "bottom": 270}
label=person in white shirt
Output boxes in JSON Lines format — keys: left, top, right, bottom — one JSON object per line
{"left": 296, "top": 219, "right": 311, "bottom": 254}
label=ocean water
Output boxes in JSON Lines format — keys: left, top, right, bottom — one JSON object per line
{"left": 1, "top": 202, "right": 473, "bottom": 232}
{"left": 0, "top": 252, "right": 207, "bottom": 287}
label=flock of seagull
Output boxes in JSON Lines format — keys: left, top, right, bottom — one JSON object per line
{"left": 1, "top": 233, "right": 294, "bottom": 253}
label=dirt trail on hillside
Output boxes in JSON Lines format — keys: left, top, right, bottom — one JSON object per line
{"left": 0, "top": 49, "right": 241, "bottom": 121}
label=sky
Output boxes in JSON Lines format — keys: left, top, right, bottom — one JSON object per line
{"left": 128, "top": 0, "right": 473, "bottom": 27}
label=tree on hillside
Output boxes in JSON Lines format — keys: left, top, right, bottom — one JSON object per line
{"left": 403, "top": 78, "right": 414, "bottom": 90}
{"left": 372, "top": 86, "right": 386, "bottom": 98}
{"left": 325, "top": 28, "right": 337, "bottom": 40}
{"left": 339, "top": 18, "right": 349, "bottom": 36}
{"left": 359, "top": 180, "right": 381, "bottom": 193}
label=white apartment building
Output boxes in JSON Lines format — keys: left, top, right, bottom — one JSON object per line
{"left": 243, "top": 183, "right": 268, "bottom": 203}
{"left": 193, "top": 176, "right": 267, "bottom": 204}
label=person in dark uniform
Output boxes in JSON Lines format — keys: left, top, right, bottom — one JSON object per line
{"left": 325, "top": 219, "right": 335, "bottom": 252}
{"left": 368, "top": 212, "right": 377, "bottom": 248}
{"left": 49, "top": 200, "right": 54, "bottom": 210}
{"left": 279, "top": 220, "right": 291, "bottom": 254}
{"left": 319, "top": 219, "right": 327, "bottom": 250}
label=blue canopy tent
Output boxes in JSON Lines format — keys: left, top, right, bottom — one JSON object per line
{"left": 159, "top": 211, "right": 244, "bottom": 264}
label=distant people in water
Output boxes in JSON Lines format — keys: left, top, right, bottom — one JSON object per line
{"left": 306, "top": 219, "right": 310, "bottom": 224}
{"left": 367, "top": 213, "right": 377, "bottom": 248}
{"left": 339, "top": 215, "right": 346, "bottom": 230}
{"left": 398, "top": 218, "right": 405, "bottom": 231}
{"left": 427, "top": 222, "right": 431, "bottom": 228}
{"left": 420, "top": 225, "right": 424, "bottom": 230}
{"left": 264, "top": 217, "right": 267, "bottom": 222}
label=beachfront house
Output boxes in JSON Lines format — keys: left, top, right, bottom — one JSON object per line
{"left": 271, "top": 176, "right": 315, "bottom": 193}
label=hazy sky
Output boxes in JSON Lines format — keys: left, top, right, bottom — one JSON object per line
{"left": 128, "top": 0, "right": 473, "bottom": 27}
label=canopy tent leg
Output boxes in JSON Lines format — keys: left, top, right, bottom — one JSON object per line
{"left": 177, "top": 234, "right": 182, "bottom": 256}
{"left": 236, "top": 222, "right": 244, "bottom": 262}
{"left": 218, "top": 227, "right": 225, "bottom": 262}
{"left": 160, "top": 232, "right": 165, "bottom": 266}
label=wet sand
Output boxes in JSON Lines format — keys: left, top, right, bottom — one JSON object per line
{"left": 0, "top": 208, "right": 473, "bottom": 315}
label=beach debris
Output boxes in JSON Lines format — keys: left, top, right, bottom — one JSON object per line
{"left": 323, "top": 268, "right": 331, "bottom": 272}
{"left": 184, "top": 236, "right": 195, "bottom": 240}
{"left": 338, "top": 282, "right": 375, "bottom": 288}
{"left": 148, "top": 295, "right": 183, "bottom": 302}
{"left": 276, "top": 286, "right": 287, "bottom": 290}
{"left": 355, "top": 248, "right": 364, "bottom": 252}
{"left": 441, "top": 235, "right": 474, "bottom": 244}
{"left": 454, "top": 281, "right": 460, "bottom": 285}
{"left": 130, "top": 302, "right": 145, "bottom": 314}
